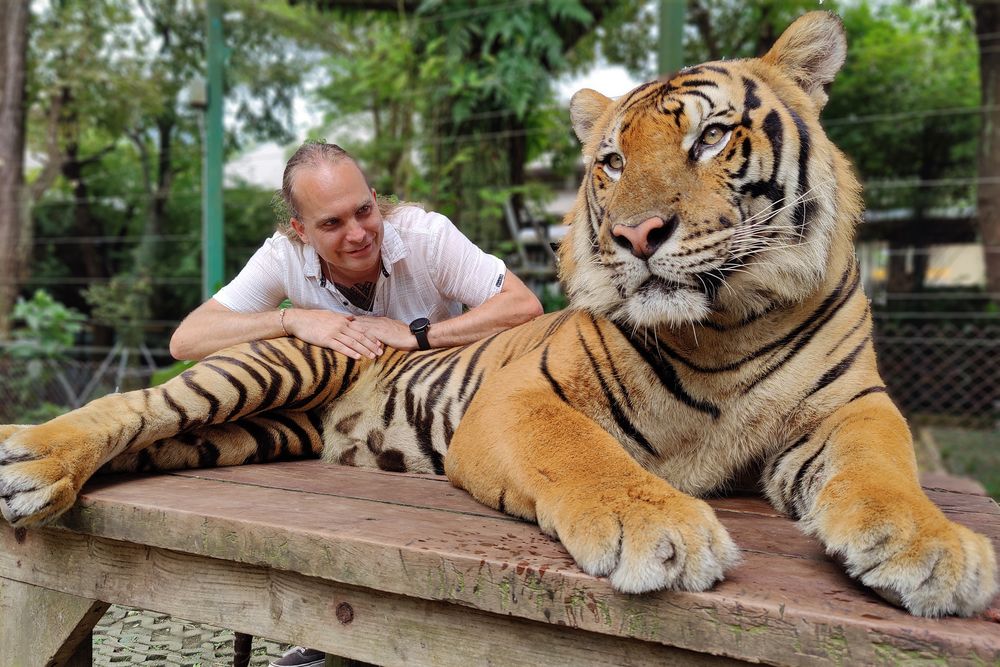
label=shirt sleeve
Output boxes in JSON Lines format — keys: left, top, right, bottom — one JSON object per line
{"left": 212, "top": 236, "right": 288, "bottom": 312}
{"left": 426, "top": 212, "right": 507, "bottom": 308}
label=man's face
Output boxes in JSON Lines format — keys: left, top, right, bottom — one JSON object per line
{"left": 290, "top": 160, "right": 383, "bottom": 282}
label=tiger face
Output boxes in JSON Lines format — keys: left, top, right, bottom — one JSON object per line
{"left": 560, "top": 12, "right": 861, "bottom": 328}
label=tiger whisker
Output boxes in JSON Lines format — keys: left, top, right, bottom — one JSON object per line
{"left": 708, "top": 268, "right": 739, "bottom": 299}
{"left": 737, "top": 179, "right": 834, "bottom": 229}
{"left": 729, "top": 237, "right": 823, "bottom": 261}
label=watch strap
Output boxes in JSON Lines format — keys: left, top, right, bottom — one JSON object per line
{"left": 409, "top": 317, "right": 431, "bottom": 351}
{"left": 413, "top": 326, "right": 430, "bottom": 351}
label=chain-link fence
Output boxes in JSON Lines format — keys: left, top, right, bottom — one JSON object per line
{"left": 0, "top": 345, "right": 170, "bottom": 424}
{"left": 872, "top": 308, "right": 1000, "bottom": 496}
{"left": 874, "top": 313, "right": 998, "bottom": 428}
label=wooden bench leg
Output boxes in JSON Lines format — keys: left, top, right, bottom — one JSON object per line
{"left": 234, "top": 631, "right": 253, "bottom": 667}
{"left": 0, "top": 576, "right": 110, "bottom": 667}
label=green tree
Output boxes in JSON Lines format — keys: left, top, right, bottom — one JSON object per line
{"left": 294, "top": 1, "right": 621, "bottom": 251}
{"left": 824, "top": 3, "right": 978, "bottom": 209}
{"left": 1, "top": 290, "right": 86, "bottom": 423}
{"left": 825, "top": 3, "right": 978, "bottom": 293}
{"left": 24, "top": 0, "right": 312, "bottom": 348}
{"left": 0, "top": 1, "right": 30, "bottom": 338}
{"left": 968, "top": 0, "right": 1000, "bottom": 298}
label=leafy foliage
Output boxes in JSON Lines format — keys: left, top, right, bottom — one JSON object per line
{"left": 0, "top": 290, "right": 85, "bottom": 424}
{"left": 24, "top": 0, "right": 309, "bottom": 350}
{"left": 824, "top": 2, "right": 979, "bottom": 211}
{"left": 310, "top": 1, "right": 602, "bottom": 248}
{"left": 6, "top": 290, "right": 86, "bottom": 360}
{"left": 14, "top": 0, "right": 988, "bottom": 358}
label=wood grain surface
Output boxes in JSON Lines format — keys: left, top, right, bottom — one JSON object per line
{"left": 2, "top": 461, "right": 998, "bottom": 666}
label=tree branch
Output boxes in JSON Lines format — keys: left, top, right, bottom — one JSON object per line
{"left": 29, "top": 90, "right": 68, "bottom": 202}
{"left": 289, "top": 0, "right": 609, "bottom": 66}
{"left": 289, "top": 0, "right": 420, "bottom": 10}
{"left": 689, "top": 0, "right": 719, "bottom": 61}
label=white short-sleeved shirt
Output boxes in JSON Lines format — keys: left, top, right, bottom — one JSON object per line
{"left": 213, "top": 206, "right": 507, "bottom": 324}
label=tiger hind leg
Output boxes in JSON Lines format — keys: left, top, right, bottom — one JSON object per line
{"left": 102, "top": 410, "right": 325, "bottom": 473}
{"left": 0, "top": 338, "right": 355, "bottom": 527}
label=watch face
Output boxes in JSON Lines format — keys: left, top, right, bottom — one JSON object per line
{"left": 409, "top": 317, "right": 430, "bottom": 333}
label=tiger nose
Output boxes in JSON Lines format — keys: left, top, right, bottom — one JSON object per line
{"left": 611, "top": 216, "right": 677, "bottom": 260}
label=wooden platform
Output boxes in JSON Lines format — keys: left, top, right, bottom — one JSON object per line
{"left": 2, "top": 461, "right": 999, "bottom": 666}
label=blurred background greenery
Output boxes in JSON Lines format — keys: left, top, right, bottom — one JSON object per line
{"left": 0, "top": 0, "right": 996, "bottom": 495}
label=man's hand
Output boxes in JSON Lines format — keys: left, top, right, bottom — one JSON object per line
{"left": 285, "top": 309, "right": 384, "bottom": 360}
{"left": 349, "top": 316, "right": 417, "bottom": 351}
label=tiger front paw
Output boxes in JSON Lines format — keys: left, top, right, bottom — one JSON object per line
{"left": 811, "top": 485, "right": 998, "bottom": 617}
{"left": 539, "top": 483, "right": 741, "bottom": 593}
{"left": 0, "top": 428, "right": 83, "bottom": 527}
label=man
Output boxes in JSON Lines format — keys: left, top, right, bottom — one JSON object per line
{"left": 170, "top": 142, "right": 542, "bottom": 361}
{"left": 169, "top": 142, "right": 542, "bottom": 667}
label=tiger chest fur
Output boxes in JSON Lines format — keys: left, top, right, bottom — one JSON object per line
{"left": 1, "top": 11, "right": 995, "bottom": 618}
{"left": 325, "top": 260, "right": 870, "bottom": 503}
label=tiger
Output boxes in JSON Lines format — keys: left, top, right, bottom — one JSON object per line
{"left": 0, "top": 11, "right": 995, "bottom": 618}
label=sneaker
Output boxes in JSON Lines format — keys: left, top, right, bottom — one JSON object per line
{"left": 269, "top": 646, "right": 326, "bottom": 667}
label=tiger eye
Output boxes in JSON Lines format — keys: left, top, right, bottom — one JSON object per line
{"left": 701, "top": 127, "right": 724, "bottom": 145}
{"left": 607, "top": 153, "right": 624, "bottom": 170}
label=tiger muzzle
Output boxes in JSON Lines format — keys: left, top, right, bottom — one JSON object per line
{"left": 612, "top": 215, "right": 679, "bottom": 260}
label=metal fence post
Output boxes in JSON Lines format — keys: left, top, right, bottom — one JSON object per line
{"left": 658, "top": 0, "right": 685, "bottom": 76}
{"left": 203, "top": 0, "right": 225, "bottom": 300}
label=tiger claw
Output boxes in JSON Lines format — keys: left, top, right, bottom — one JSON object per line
{"left": 0, "top": 476, "right": 73, "bottom": 527}
{"left": 0, "top": 435, "right": 79, "bottom": 527}
{"left": 0, "top": 497, "right": 13, "bottom": 524}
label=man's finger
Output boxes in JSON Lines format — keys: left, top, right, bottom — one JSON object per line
{"left": 333, "top": 323, "right": 379, "bottom": 357}
{"left": 329, "top": 334, "right": 368, "bottom": 360}
{"left": 353, "top": 332, "right": 383, "bottom": 357}
{"left": 329, "top": 340, "right": 361, "bottom": 360}
{"left": 346, "top": 323, "right": 385, "bottom": 355}
{"left": 335, "top": 332, "right": 377, "bottom": 360}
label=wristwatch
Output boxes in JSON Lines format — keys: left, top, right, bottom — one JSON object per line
{"left": 409, "top": 317, "right": 431, "bottom": 351}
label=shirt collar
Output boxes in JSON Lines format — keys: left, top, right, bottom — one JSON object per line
{"left": 379, "top": 219, "right": 408, "bottom": 275}
{"left": 302, "top": 242, "right": 321, "bottom": 279}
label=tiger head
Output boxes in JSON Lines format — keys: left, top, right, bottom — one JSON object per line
{"left": 559, "top": 11, "right": 863, "bottom": 328}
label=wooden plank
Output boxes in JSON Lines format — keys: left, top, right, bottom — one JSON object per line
{"left": 166, "top": 463, "right": 507, "bottom": 518}
{"left": 0, "top": 575, "right": 109, "bottom": 667}
{"left": 27, "top": 470, "right": 999, "bottom": 664}
{"left": 170, "top": 463, "right": 1000, "bottom": 536}
{"left": 165, "top": 463, "right": 1000, "bottom": 540}
{"left": 64, "top": 641, "right": 96, "bottom": 667}
{"left": 924, "top": 488, "right": 1000, "bottom": 538}
{"left": 70, "top": 468, "right": 1000, "bottom": 585}
{"left": 167, "top": 463, "right": 1000, "bottom": 549}
{"left": 921, "top": 472, "right": 988, "bottom": 496}
{"left": 0, "top": 528, "right": 749, "bottom": 667}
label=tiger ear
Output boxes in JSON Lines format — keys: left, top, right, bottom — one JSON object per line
{"left": 762, "top": 11, "right": 847, "bottom": 110}
{"left": 570, "top": 88, "right": 613, "bottom": 145}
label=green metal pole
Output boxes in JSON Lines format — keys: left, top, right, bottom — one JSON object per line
{"left": 202, "top": 0, "right": 225, "bottom": 300}
{"left": 658, "top": 0, "right": 686, "bottom": 77}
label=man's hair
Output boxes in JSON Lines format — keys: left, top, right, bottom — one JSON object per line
{"left": 274, "top": 141, "right": 400, "bottom": 241}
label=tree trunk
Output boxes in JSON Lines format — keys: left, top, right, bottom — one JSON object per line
{"left": 689, "top": 0, "right": 720, "bottom": 60}
{"left": 972, "top": 0, "right": 1000, "bottom": 299}
{"left": 133, "top": 115, "right": 174, "bottom": 271}
{"left": 63, "top": 143, "right": 106, "bottom": 287}
{"left": 0, "top": 1, "right": 30, "bottom": 338}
